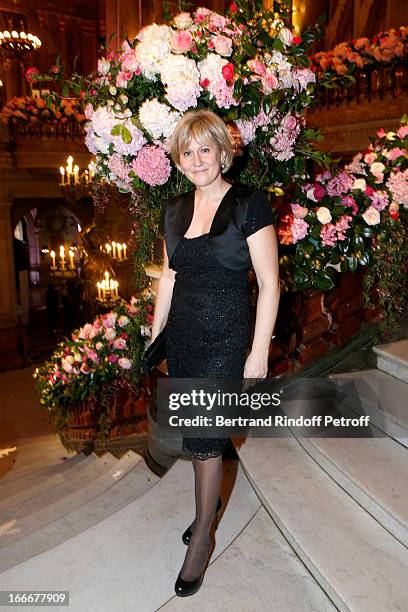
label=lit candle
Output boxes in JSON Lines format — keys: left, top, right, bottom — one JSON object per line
{"left": 116, "top": 243, "right": 122, "bottom": 260}
{"left": 50, "top": 250, "right": 56, "bottom": 270}
{"left": 97, "top": 282, "right": 102, "bottom": 300}
{"left": 59, "top": 245, "right": 65, "bottom": 269}
{"left": 115, "top": 281, "right": 119, "bottom": 298}
{"left": 73, "top": 165, "right": 79, "bottom": 185}
{"left": 112, "top": 241, "right": 117, "bottom": 259}
{"left": 122, "top": 243, "right": 127, "bottom": 259}
{"left": 105, "top": 243, "right": 111, "bottom": 255}
{"left": 68, "top": 249, "right": 75, "bottom": 269}
{"left": 59, "top": 167, "right": 65, "bottom": 186}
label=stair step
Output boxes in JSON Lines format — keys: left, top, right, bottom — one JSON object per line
{"left": 0, "top": 436, "right": 76, "bottom": 483}
{"left": 0, "top": 452, "right": 91, "bottom": 499}
{"left": 373, "top": 339, "right": 408, "bottom": 383}
{"left": 161, "top": 506, "right": 336, "bottom": 612}
{"left": 0, "top": 459, "right": 259, "bottom": 611}
{"left": 0, "top": 453, "right": 118, "bottom": 535}
{"left": 238, "top": 438, "right": 408, "bottom": 612}
{"left": 0, "top": 452, "right": 154, "bottom": 572}
{"left": 297, "top": 436, "right": 408, "bottom": 547}
{"left": 331, "top": 370, "right": 408, "bottom": 446}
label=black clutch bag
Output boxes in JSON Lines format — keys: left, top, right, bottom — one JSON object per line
{"left": 142, "top": 326, "right": 167, "bottom": 375}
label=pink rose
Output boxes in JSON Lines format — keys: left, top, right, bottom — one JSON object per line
{"left": 377, "top": 128, "right": 386, "bottom": 138}
{"left": 386, "top": 147, "right": 405, "bottom": 161}
{"left": 282, "top": 114, "right": 297, "bottom": 131}
{"left": 97, "top": 58, "right": 110, "bottom": 76}
{"left": 122, "top": 51, "right": 140, "bottom": 73}
{"left": 365, "top": 186, "right": 375, "bottom": 196}
{"left": 248, "top": 59, "right": 266, "bottom": 76}
{"left": 290, "top": 203, "right": 308, "bottom": 219}
{"left": 397, "top": 126, "right": 408, "bottom": 138}
{"left": 116, "top": 71, "right": 132, "bottom": 88}
{"left": 113, "top": 338, "right": 126, "bottom": 350}
{"left": 213, "top": 35, "right": 233, "bottom": 57}
{"left": 171, "top": 30, "right": 193, "bottom": 54}
{"left": 118, "top": 357, "right": 132, "bottom": 369}
{"left": 261, "top": 71, "right": 278, "bottom": 93}
{"left": 364, "top": 152, "right": 377, "bottom": 165}
{"left": 102, "top": 313, "right": 117, "bottom": 329}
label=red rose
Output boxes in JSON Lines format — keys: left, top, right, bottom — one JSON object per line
{"left": 230, "top": 2, "right": 238, "bottom": 13}
{"left": 200, "top": 78, "right": 210, "bottom": 88}
{"left": 313, "top": 183, "right": 326, "bottom": 201}
{"left": 293, "top": 36, "right": 302, "bottom": 45}
{"left": 365, "top": 186, "right": 375, "bottom": 196}
{"left": 25, "top": 66, "right": 40, "bottom": 83}
{"left": 222, "top": 62, "right": 234, "bottom": 82}
{"left": 390, "top": 210, "right": 399, "bottom": 220}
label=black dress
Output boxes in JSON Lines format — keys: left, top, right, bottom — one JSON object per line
{"left": 164, "top": 187, "right": 274, "bottom": 460}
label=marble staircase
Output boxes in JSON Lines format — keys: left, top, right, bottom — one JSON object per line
{"left": 0, "top": 337, "right": 407, "bottom": 611}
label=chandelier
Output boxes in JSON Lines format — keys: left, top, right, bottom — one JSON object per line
{"left": 0, "top": 11, "right": 41, "bottom": 59}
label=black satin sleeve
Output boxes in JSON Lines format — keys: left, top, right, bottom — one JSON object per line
{"left": 243, "top": 190, "right": 275, "bottom": 238}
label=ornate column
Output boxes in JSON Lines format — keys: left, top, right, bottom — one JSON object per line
{"left": 0, "top": 194, "right": 23, "bottom": 370}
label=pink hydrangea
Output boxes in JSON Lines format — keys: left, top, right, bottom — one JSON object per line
{"left": 132, "top": 145, "right": 172, "bottom": 186}
{"left": 291, "top": 217, "right": 309, "bottom": 242}
{"left": 341, "top": 196, "right": 358, "bottom": 215}
{"left": 370, "top": 190, "right": 389, "bottom": 211}
{"left": 386, "top": 169, "right": 408, "bottom": 206}
{"left": 326, "top": 172, "right": 354, "bottom": 196}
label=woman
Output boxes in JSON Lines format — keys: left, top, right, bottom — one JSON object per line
{"left": 150, "top": 109, "right": 280, "bottom": 597}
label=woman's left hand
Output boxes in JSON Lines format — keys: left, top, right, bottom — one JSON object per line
{"left": 243, "top": 350, "right": 268, "bottom": 380}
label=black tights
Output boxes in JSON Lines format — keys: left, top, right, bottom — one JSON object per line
{"left": 179, "top": 454, "right": 223, "bottom": 581}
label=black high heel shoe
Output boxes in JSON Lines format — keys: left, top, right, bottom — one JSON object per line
{"left": 182, "top": 497, "right": 222, "bottom": 546}
{"left": 174, "top": 537, "right": 212, "bottom": 597}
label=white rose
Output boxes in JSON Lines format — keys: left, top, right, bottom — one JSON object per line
{"left": 114, "top": 103, "right": 121, "bottom": 111}
{"left": 316, "top": 206, "right": 332, "bottom": 224}
{"left": 109, "top": 86, "right": 117, "bottom": 96}
{"left": 278, "top": 27, "right": 294, "bottom": 46}
{"left": 107, "top": 100, "right": 114, "bottom": 106}
{"left": 362, "top": 205, "right": 381, "bottom": 225}
{"left": 174, "top": 12, "right": 193, "bottom": 30}
{"left": 119, "top": 94, "right": 128, "bottom": 104}
{"left": 73, "top": 353, "right": 82, "bottom": 363}
{"left": 105, "top": 328, "right": 116, "bottom": 341}
{"left": 118, "top": 315, "right": 130, "bottom": 327}
{"left": 370, "top": 161, "right": 385, "bottom": 176}
{"left": 386, "top": 131, "right": 396, "bottom": 141}
{"left": 353, "top": 178, "right": 367, "bottom": 191}
{"left": 306, "top": 188, "right": 317, "bottom": 202}
{"left": 95, "top": 342, "right": 103, "bottom": 350}
{"left": 97, "top": 58, "right": 110, "bottom": 76}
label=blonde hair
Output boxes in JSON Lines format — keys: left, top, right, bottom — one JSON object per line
{"left": 170, "top": 109, "right": 234, "bottom": 173}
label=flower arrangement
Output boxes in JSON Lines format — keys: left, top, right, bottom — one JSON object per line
{"left": 40, "top": 1, "right": 328, "bottom": 194}
{"left": 277, "top": 118, "right": 408, "bottom": 331}
{"left": 33, "top": 293, "right": 154, "bottom": 433}
{"left": 0, "top": 95, "right": 86, "bottom": 127}
{"left": 311, "top": 26, "right": 407, "bottom": 76}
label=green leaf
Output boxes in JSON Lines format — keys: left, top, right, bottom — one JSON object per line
{"left": 314, "top": 272, "right": 335, "bottom": 291}
{"left": 111, "top": 124, "right": 122, "bottom": 136}
{"left": 301, "top": 240, "right": 315, "bottom": 254}
{"left": 347, "top": 256, "right": 358, "bottom": 273}
{"left": 272, "top": 38, "right": 284, "bottom": 52}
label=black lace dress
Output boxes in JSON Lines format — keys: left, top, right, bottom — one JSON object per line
{"left": 165, "top": 190, "right": 274, "bottom": 460}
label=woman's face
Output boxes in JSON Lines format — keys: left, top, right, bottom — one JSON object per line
{"left": 178, "top": 136, "right": 225, "bottom": 187}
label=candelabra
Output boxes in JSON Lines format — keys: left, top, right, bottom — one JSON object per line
{"left": 59, "top": 155, "right": 96, "bottom": 201}
{"left": 99, "top": 241, "right": 128, "bottom": 260}
{"left": 96, "top": 271, "right": 119, "bottom": 302}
